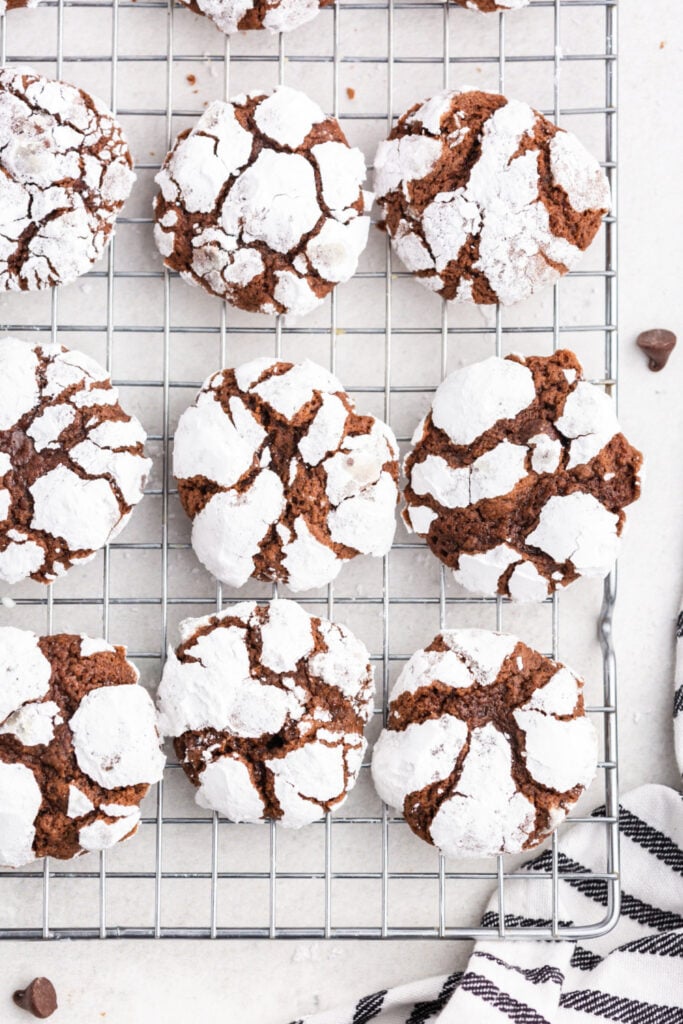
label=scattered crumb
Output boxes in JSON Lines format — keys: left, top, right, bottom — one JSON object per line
{"left": 149, "top": 151, "right": 156, "bottom": 157}
{"left": 346, "top": 87, "right": 355, "bottom": 100}
{"left": 193, "top": 89, "right": 199, "bottom": 94}
{"left": 1, "top": 595, "right": 16, "bottom": 608}
{"left": 186, "top": 73, "right": 197, "bottom": 86}
{"left": 660, "top": 40, "right": 666, "bottom": 49}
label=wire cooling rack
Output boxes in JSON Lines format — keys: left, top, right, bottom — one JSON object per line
{"left": 0, "top": 0, "right": 620, "bottom": 941}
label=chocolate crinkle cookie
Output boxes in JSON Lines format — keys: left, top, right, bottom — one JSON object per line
{"left": 371, "top": 628, "right": 598, "bottom": 859}
{"left": 177, "top": 0, "right": 333, "bottom": 35}
{"left": 175, "top": 357, "right": 399, "bottom": 592}
{"left": 1, "top": 0, "right": 41, "bottom": 11}
{"left": 403, "top": 350, "right": 642, "bottom": 601}
{"left": 154, "top": 85, "right": 371, "bottom": 317}
{"left": 157, "top": 600, "right": 374, "bottom": 827}
{"left": 374, "top": 88, "right": 610, "bottom": 305}
{"left": 451, "top": 0, "right": 529, "bottom": 11}
{"left": 0, "top": 628, "right": 165, "bottom": 869}
{"left": 0, "top": 66, "right": 135, "bottom": 291}
{"left": 0, "top": 337, "right": 152, "bottom": 585}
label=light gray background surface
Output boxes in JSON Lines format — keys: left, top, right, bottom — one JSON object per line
{"left": 1, "top": 1, "right": 682, "bottom": 1020}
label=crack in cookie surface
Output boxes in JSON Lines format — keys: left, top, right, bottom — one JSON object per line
{"left": 0, "top": 337, "right": 152, "bottom": 585}
{"left": 174, "top": 357, "right": 399, "bottom": 592}
{"left": 402, "top": 350, "right": 642, "bottom": 601}
{"left": 374, "top": 88, "right": 610, "bottom": 305}
{"left": 0, "top": 629, "right": 165, "bottom": 868}
{"left": 371, "top": 628, "right": 598, "bottom": 858}
{"left": 0, "top": 66, "right": 135, "bottom": 291}
{"left": 154, "top": 85, "right": 371, "bottom": 316}
{"left": 157, "top": 600, "right": 374, "bottom": 827}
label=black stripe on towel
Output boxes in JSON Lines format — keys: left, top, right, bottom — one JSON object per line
{"left": 560, "top": 989, "right": 683, "bottom": 1023}
{"left": 616, "top": 931, "right": 683, "bottom": 958}
{"left": 353, "top": 991, "right": 387, "bottom": 1024}
{"left": 674, "top": 686, "right": 683, "bottom": 718}
{"left": 406, "top": 972, "right": 462, "bottom": 1024}
{"left": 473, "top": 952, "right": 564, "bottom": 988}
{"left": 618, "top": 807, "right": 683, "bottom": 876}
{"left": 570, "top": 945, "right": 604, "bottom": 972}
{"left": 458, "top": 973, "right": 553, "bottom": 1023}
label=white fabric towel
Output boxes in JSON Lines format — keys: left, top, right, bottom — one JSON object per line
{"left": 291, "top": 611, "right": 683, "bottom": 1023}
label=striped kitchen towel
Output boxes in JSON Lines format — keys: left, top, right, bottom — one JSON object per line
{"left": 291, "top": 614, "right": 683, "bottom": 1023}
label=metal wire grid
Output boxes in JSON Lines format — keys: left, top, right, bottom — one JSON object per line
{"left": 0, "top": 0, "right": 620, "bottom": 940}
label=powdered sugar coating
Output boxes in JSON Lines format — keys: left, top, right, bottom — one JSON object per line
{"left": 525, "top": 492, "right": 620, "bottom": 577}
{"left": 403, "top": 351, "right": 642, "bottom": 602}
{"left": 70, "top": 686, "right": 166, "bottom": 790}
{"left": 0, "top": 66, "right": 135, "bottom": 291}
{"left": 0, "top": 626, "right": 52, "bottom": 722}
{"left": 177, "top": 0, "right": 332, "bottom": 36}
{"left": 432, "top": 357, "right": 535, "bottom": 446}
{"left": 371, "top": 628, "right": 598, "bottom": 859}
{"left": 174, "top": 359, "right": 399, "bottom": 592}
{"left": 0, "top": 630, "right": 165, "bottom": 868}
{"left": 154, "top": 87, "right": 370, "bottom": 317}
{"left": 0, "top": 337, "right": 152, "bottom": 585}
{"left": 0, "top": 761, "right": 42, "bottom": 869}
{"left": 158, "top": 600, "right": 374, "bottom": 828}
{"left": 374, "top": 88, "right": 610, "bottom": 305}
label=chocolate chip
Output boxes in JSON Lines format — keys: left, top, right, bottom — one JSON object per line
{"left": 636, "top": 329, "right": 677, "bottom": 372}
{"left": 12, "top": 978, "right": 58, "bottom": 1019}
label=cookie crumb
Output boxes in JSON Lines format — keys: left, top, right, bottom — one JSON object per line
{"left": 186, "top": 73, "right": 197, "bottom": 85}
{"left": 346, "top": 87, "right": 355, "bottom": 100}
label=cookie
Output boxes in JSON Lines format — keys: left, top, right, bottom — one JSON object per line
{"left": 0, "top": 337, "right": 152, "bottom": 586}
{"left": 403, "top": 350, "right": 642, "bottom": 601}
{"left": 0, "top": 628, "right": 165, "bottom": 868}
{"left": 175, "top": 357, "right": 399, "bottom": 592}
{"left": 0, "top": 66, "right": 135, "bottom": 291}
{"left": 157, "top": 600, "right": 373, "bottom": 827}
{"left": 451, "top": 0, "right": 529, "bottom": 10}
{"left": 154, "top": 86, "right": 371, "bottom": 317}
{"left": 374, "top": 88, "right": 610, "bottom": 305}
{"left": 177, "top": 0, "right": 333, "bottom": 35}
{"left": 1, "top": 0, "right": 41, "bottom": 10}
{"left": 371, "top": 628, "right": 598, "bottom": 859}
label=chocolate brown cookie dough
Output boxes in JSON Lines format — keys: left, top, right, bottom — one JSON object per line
{"left": 0, "top": 66, "right": 135, "bottom": 291}
{"left": 0, "top": 629, "right": 165, "bottom": 869}
{"left": 157, "top": 600, "right": 374, "bottom": 827}
{"left": 372, "top": 628, "right": 597, "bottom": 859}
{"left": 403, "top": 350, "right": 642, "bottom": 601}
{"left": 0, "top": 337, "right": 152, "bottom": 586}
{"left": 374, "top": 88, "right": 610, "bottom": 305}
{"left": 154, "top": 85, "right": 371, "bottom": 317}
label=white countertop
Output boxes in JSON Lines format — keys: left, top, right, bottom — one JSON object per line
{"left": 2, "top": 2, "right": 682, "bottom": 1020}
